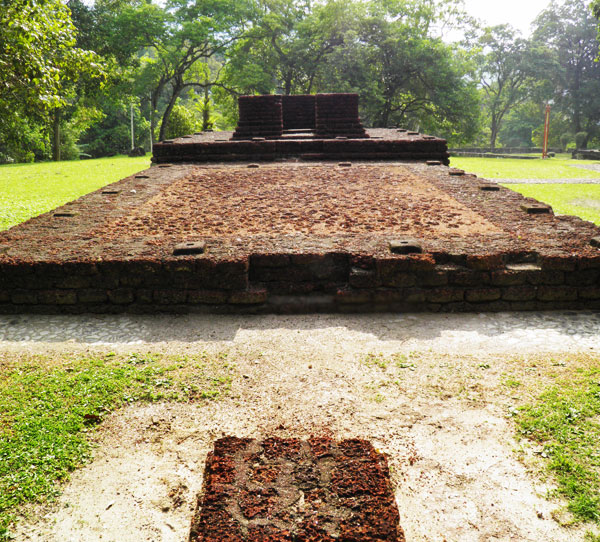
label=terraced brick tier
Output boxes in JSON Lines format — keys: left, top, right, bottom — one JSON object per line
{"left": 189, "top": 437, "right": 405, "bottom": 542}
{"left": 153, "top": 129, "right": 449, "bottom": 165}
{"left": 1, "top": 160, "right": 600, "bottom": 314}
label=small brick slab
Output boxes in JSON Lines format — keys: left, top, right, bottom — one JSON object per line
{"left": 189, "top": 436, "right": 405, "bottom": 542}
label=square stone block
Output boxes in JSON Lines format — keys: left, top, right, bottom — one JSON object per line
{"left": 189, "top": 437, "right": 405, "bottom": 542}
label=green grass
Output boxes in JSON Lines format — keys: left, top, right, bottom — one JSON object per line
{"left": 0, "top": 351, "right": 234, "bottom": 540}
{"left": 505, "top": 184, "right": 600, "bottom": 226}
{"left": 0, "top": 155, "right": 151, "bottom": 231}
{"left": 517, "top": 366, "right": 600, "bottom": 524}
{"left": 450, "top": 154, "right": 600, "bottom": 180}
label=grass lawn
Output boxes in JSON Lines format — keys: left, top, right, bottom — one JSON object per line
{"left": 0, "top": 155, "right": 151, "bottom": 231}
{"left": 450, "top": 154, "right": 600, "bottom": 225}
{"left": 450, "top": 154, "right": 600, "bottom": 180}
{"left": 505, "top": 184, "right": 600, "bottom": 226}
{"left": 0, "top": 351, "right": 234, "bottom": 540}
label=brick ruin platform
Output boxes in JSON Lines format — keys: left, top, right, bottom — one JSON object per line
{"left": 155, "top": 93, "right": 447, "bottom": 164}
{"left": 2, "top": 160, "right": 600, "bottom": 314}
{"left": 189, "top": 436, "right": 405, "bottom": 542}
{"left": 154, "top": 129, "right": 447, "bottom": 164}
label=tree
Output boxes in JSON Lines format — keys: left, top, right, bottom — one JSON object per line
{"left": 476, "top": 25, "right": 553, "bottom": 149}
{"left": 533, "top": 0, "right": 600, "bottom": 141}
{"left": 318, "top": 0, "right": 480, "bottom": 143}
{"left": 0, "top": 0, "right": 103, "bottom": 161}
{"left": 130, "top": 0, "right": 254, "bottom": 142}
{"left": 0, "top": 0, "right": 100, "bottom": 115}
{"left": 223, "top": 0, "right": 354, "bottom": 95}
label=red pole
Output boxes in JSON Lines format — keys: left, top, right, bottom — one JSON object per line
{"left": 542, "top": 104, "right": 551, "bottom": 159}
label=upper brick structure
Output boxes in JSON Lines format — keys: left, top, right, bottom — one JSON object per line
{"left": 232, "top": 95, "right": 284, "bottom": 140}
{"left": 315, "top": 93, "right": 368, "bottom": 139}
{"left": 232, "top": 93, "right": 367, "bottom": 140}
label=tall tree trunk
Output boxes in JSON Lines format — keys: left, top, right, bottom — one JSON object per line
{"left": 490, "top": 115, "right": 499, "bottom": 150}
{"left": 380, "top": 100, "right": 391, "bottom": 128}
{"left": 573, "top": 63, "right": 582, "bottom": 134}
{"left": 158, "top": 80, "right": 183, "bottom": 142}
{"left": 52, "top": 109, "right": 61, "bottom": 162}
{"left": 202, "top": 85, "right": 211, "bottom": 131}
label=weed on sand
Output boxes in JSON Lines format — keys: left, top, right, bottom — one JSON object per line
{"left": 517, "top": 364, "right": 600, "bottom": 526}
{"left": 0, "top": 351, "right": 233, "bottom": 539}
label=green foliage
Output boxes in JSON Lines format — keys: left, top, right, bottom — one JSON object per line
{"left": 498, "top": 102, "right": 542, "bottom": 148}
{"left": 79, "top": 98, "right": 151, "bottom": 158}
{"left": 0, "top": 154, "right": 150, "bottom": 231}
{"left": 0, "top": 113, "right": 49, "bottom": 164}
{"left": 164, "top": 103, "right": 197, "bottom": 139}
{"left": 0, "top": 0, "right": 103, "bottom": 115}
{"left": 516, "top": 367, "right": 600, "bottom": 523}
{"left": 0, "top": 0, "right": 105, "bottom": 164}
{"left": 0, "top": 352, "right": 234, "bottom": 539}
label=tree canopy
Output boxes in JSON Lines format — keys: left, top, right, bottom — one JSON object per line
{"left": 1, "top": 0, "right": 600, "bottom": 162}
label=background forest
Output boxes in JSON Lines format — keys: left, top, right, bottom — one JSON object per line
{"left": 1, "top": 0, "right": 600, "bottom": 163}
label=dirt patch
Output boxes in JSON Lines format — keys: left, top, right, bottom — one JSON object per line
{"left": 12, "top": 345, "right": 598, "bottom": 542}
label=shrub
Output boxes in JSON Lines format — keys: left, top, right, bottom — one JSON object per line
{"left": 164, "top": 104, "right": 197, "bottom": 139}
{"left": 560, "top": 133, "right": 572, "bottom": 152}
{"left": 576, "top": 131, "right": 589, "bottom": 150}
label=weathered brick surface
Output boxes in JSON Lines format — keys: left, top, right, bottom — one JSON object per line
{"left": 189, "top": 437, "right": 405, "bottom": 542}
{"left": 465, "top": 288, "right": 502, "bottom": 303}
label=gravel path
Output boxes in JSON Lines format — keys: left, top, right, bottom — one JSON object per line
{"left": 491, "top": 162, "right": 600, "bottom": 184}
{"left": 571, "top": 163, "right": 600, "bottom": 173}
{"left": 2, "top": 311, "right": 600, "bottom": 355}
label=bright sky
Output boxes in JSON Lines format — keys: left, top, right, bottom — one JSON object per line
{"left": 461, "top": 0, "right": 551, "bottom": 36}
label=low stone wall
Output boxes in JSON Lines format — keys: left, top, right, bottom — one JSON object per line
{"left": 450, "top": 147, "right": 562, "bottom": 154}
{"left": 2, "top": 251, "right": 599, "bottom": 314}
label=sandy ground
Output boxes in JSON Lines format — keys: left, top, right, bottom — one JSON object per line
{"left": 4, "top": 311, "right": 600, "bottom": 542}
